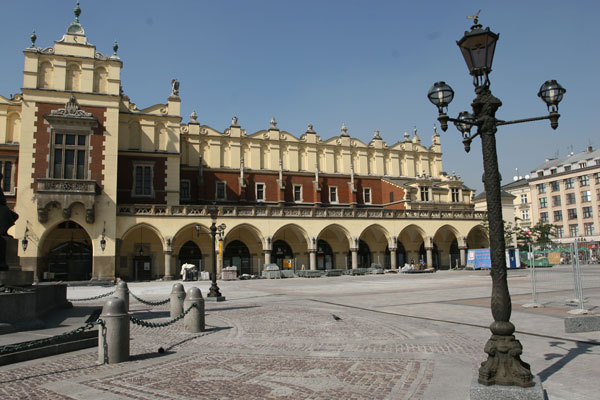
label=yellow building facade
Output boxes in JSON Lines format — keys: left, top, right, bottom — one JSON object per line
{"left": 1, "top": 6, "right": 489, "bottom": 282}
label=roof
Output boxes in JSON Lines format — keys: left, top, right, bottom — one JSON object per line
{"left": 501, "top": 178, "right": 529, "bottom": 190}
{"left": 531, "top": 148, "right": 600, "bottom": 172}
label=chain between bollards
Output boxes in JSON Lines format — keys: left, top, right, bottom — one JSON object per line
{"left": 129, "top": 303, "right": 197, "bottom": 328}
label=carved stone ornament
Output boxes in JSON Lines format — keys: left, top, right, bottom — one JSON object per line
{"left": 50, "top": 96, "right": 93, "bottom": 118}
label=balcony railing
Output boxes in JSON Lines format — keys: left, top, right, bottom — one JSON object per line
{"left": 117, "top": 204, "right": 487, "bottom": 220}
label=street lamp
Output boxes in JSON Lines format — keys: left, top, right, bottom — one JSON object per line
{"left": 428, "top": 15, "right": 565, "bottom": 388}
{"left": 207, "top": 205, "right": 226, "bottom": 301}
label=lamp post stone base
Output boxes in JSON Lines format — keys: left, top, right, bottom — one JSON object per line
{"left": 471, "top": 375, "right": 545, "bottom": 400}
{"left": 478, "top": 334, "right": 534, "bottom": 387}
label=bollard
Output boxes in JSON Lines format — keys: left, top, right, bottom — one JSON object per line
{"left": 170, "top": 283, "right": 186, "bottom": 319}
{"left": 183, "top": 287, "right": 205, "bottom": 333}
{"left": 98, "top": 297, "right": 129, "bottom": 364}
{"left": 115, "top": 281, "right": 129, "bottom": 312}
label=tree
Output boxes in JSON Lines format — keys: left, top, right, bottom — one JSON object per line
{"left": 480, "top": 218, "right": 521, "bottom": 248}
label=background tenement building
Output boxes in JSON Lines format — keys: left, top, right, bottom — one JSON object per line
{"left": 529, "top": 147, "right": 600, "bottom": 243}
{"left": 0, "top": 7, "right": 489, "bottom": 281}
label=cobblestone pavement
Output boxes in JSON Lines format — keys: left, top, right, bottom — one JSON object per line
{"left": 1, "top": 271, "right": 599, "bottom": 399}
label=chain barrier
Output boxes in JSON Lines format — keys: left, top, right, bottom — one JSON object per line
{"left": 129, "top": 291, "right": 170, "bottom": 306}
{"left": 68, "top": 290, "right": 115, "bottom": 302}
{"left": 129, "top": 303, "right": 196, "bottom": 328}
{"left": 0, "top": 319, "right": 104, "bottom": 356}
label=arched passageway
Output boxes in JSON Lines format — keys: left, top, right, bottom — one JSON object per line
{"left": 224, "top": 240, "right": 252, "bottom": 275}
{"left": 41, "top": 221, "right": 92, "bottom": 281}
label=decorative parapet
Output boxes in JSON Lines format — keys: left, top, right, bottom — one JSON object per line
{"left": 116, "top": 204, "right": 487, "bottom": 220}
{"left": 36, "top": 178, "right": 100, "bottom": 223}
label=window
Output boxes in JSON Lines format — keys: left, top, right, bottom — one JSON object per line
{"left": 595, "top": 173, "right": 600, "bottom": 184}
{"left": 597, "top": 188, "right": 600, "bottom": 200}
{"left": 554, "top": 210, "right": 562, "bottom": 222}
{"left": 363, "top": 188, "right": 371, "bottom": 204}
{"left": 567, "top": 208, "right": 577, "bottom": 220}
{"left": 51, "top": 133, "right": 88, "bottom": 179}
{"left": 550, "top": 168, "right": 557, "bottom": 175}
{"left": 216, "top": 181, "right": 226, "bottom": 200}
{"left": 579, "top": 175, "right": 589, "bottom": 186}
{"left": 584, "top": 223, "right": 595, "bottom": 236}
{"left": 329, "top": 186, "right": 338, "bottom": 203}
{"left": 537, "top": 183, "right": 546, "bottom": 194}
{"left": 596, "top": 160, "right": 600, "bottom": 166}
{"left": 566, "top": 193, "right": 576, "bottom": 204}
{"left": 0, "top": 160, "right": 15, "bottom": 194}
{"left": 579, "top": 162, "right": 587, "bottom": 169}
{"left": 520, "top": 194, "right": 528, "bottom": 204}
{"left": 564, "top": 165, "right": 571, "bottom": 172}
{"left": 389, "top": 192, "right": 394, "bottom": 203}
{"left": 583, "top": 206, "right": 593, "bottom": 218}
{"left": 180, "top": 180, "right": 190, "bottom": 201}
{"left": 420, "top": 186, "right": 429, "bottom": 202}
{"left": 555, "top": 225, "right": 564, "bottom": 238}
{"left": 256, "top": 183, "right": 265, "bottom": 202}
{"left": 521, "top": 209, "right": 530, "bottom": 220}
{"left": 133, "top": 164, "right": 153, "bottom": 197}
{"left": 552, "top": 195, "right": 561, "bottom": 207}
{"left": 539, "top": 197, "right": 547, "bottom": 208}
{"left": 293, "top": 185, "right": 302, "bottom": 202}
{"left": 564, "top": 178, "right": 574, "bottom": 189}
{"left": 540, "top": 212, "right": 549, "bottom": 223}
{"left": 537, "top": 171, "right": 543, "bottom": 177}
{"left": 451, "top": 188, "right": 460, "bottom": 202}
{"left": 569, "top": 224, "right": 579, "bottom": 237}
{"left": 582, "top": 190, "right": 591, "bottom": 202}
{"left": 550, "top": 181, "right": 560, "bottom": 191}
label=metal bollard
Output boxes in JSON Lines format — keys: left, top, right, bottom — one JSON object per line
{"left": 115, "top": 281, "right": 129, "bottom": 312}
{"left": 98, "top": 297, "right": 129, "bottom": 364}
{"left": 183, "top": 287, "right": 205, "bottom": 333}
{"left": 170, "top": 283, "right": 186, "bottom": 319}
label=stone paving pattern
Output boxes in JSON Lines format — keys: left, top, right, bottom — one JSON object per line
{"left": 1, "top": 268, "right": 599, "bottom": 399}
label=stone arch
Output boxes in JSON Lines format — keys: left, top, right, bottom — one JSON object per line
{"left": 65, "top": 63, "right": 81, "bottom": 91}
{"left": 398, "top": 224, "right": 427, "bottom": 266}
{"left": 171, "top": 223, "right": 212, "bottom": 273}
{"left": 119, "top": 223, "right": 165, "bottom": 280}
{"left": 38, "top": 60, "right": 53, "bottom": 89}
{"left": 93, "top": 66, "right": 108, "bottom": 93}
{"left": 37, "top": 220, "right": 92, "bottom": 281}
{"left": 6, "top": 112, "right": 21, "bottom": 143}
{"left": 272, "top": 223, "right": 310, "bottom": 270}
{"left": 467, "top": 225, "right": 490, "bottom": 249}
{"left": 433, "top": 224, "right": 461, "bottom": 270}
{"left": 129, "top": 120, "right": 142, "bottom": 149}
{"left": 222, "top": 223, "right": 265, "bottom": 274}
{"left": 359, "top": 224, "right": 391, "bottom": 266}
{"left": 317, "top": 224, "right": 352, "bottom": 269}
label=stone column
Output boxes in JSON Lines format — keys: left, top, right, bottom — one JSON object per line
{"left": 390, "top": 248, "right": 397, "bottom": 270}
{"left": 426, "top": 247, "right": 433, "bottom": 268}
{"left": 309, "top": 249, "right": 317, "bottom": 270}
{"left": 351, "top": 248, "right": 358, "bottom": 269}
{"left": 264, "top": 250, "right": 271, "bottom": 266}
{"left": 164, "top": 250, "right": 173, "bottom": 280}
{"left": 460, "top": 247, "right": 467, "bottom": 268}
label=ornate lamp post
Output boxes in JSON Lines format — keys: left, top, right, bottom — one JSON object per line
{"left": 428, "top": 15, "right": 565, "bottom": 388}
{"left": 207, "top": 205, "right": 226, "bottom": 301}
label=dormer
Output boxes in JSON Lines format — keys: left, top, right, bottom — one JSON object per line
{"left": 23, "top": 2, "right": 122, "bottom": 96}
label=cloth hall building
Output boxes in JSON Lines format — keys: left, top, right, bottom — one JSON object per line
{"left": 0, "top": 6, "right": 489, "bottom": 282}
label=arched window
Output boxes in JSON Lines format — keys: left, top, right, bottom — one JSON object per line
{"left": 316, "top": 239, "right": 334, "bottom": 270}
{"left": 272, "top": 240, "right": 293, "bottom": 269}
{"left": 224, "top": 240, "right": 252, "bottom": 275}
{"left": 38, "top": 61, "right": 53, "bottom": 89}
{"left": 66, "top": 63, "right": 81, "bottom": 91}
{"left": 93, "top": 67, "right": 108, "bottom": 93}
{"left": 178, "top": 241, "right": 203, "bottom": 271}
{"left": 6, "top": 113, "right": 20, "bottom": 143}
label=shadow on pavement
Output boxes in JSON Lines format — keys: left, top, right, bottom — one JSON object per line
{"left": 539, "top": 340, "right": 600, "bottom": 382}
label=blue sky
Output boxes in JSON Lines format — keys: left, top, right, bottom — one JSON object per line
{"left": 1, "top": 1, "right": 597, "bottom": 193}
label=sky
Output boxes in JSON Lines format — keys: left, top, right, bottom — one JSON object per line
{"left": 1, "top": 0, "right": 597, "bottom": 193}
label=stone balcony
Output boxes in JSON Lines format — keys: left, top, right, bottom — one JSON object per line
{"left": 36, "top": 178, "right": 100, "bottom": 223}
{"left": 117, "top": 204, "right": 487, "bottom": 220}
